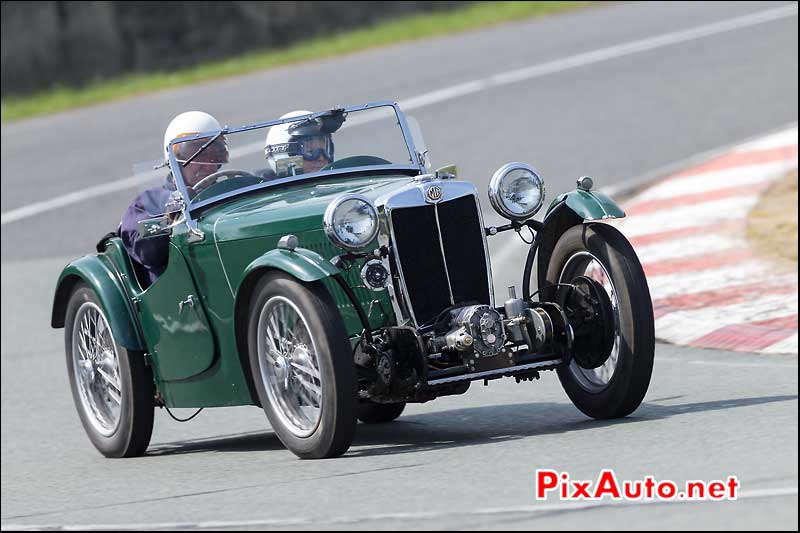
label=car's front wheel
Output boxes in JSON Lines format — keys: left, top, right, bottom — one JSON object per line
{"left": 247, "top": 272, "right": 356, "bottom": 459}
{"left": 546, "top": 223, "right": 655, "bottom": 419}
{"left": 65, "top": 283, "right": 154, "bottom": 457}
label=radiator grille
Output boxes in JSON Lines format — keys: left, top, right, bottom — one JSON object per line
{"left": 390, "top": 194, "right": 490, "bottom": 325}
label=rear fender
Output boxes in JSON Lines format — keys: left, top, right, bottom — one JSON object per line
{"left": 51, "top": 255, "right": 146, "bottom": 351}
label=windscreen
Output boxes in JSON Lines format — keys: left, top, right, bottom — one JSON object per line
{"left": 168, "top": 104, "right": 418, "bottom": 208}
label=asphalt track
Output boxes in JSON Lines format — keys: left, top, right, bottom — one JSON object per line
{"left": 1, "top": 2, "right": 798, "bottom": 529}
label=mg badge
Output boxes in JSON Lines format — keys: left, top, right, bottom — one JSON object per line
{"left": 425, "top": 185, "right": 443, "bottom": 203}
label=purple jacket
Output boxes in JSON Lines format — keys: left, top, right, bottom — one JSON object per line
{"left": 119, "top": 180, "right": 176, "bottom": 287}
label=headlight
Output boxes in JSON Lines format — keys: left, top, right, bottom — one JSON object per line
{"left": 488, "top": 163, "right": 545, "bottom": 221}
{"left": 323, "top": 194, "right": 379, "bottom": 251}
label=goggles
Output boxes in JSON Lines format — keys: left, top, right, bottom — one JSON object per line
{"left": 174, "top": 136, "right": 229, "bottom": 165}
{"left": 266, "top": 135, "right": 334, "bottom": 162}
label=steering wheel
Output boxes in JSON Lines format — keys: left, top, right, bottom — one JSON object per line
{"left": 190, "top": 169, "right": 259, "bottom": 191}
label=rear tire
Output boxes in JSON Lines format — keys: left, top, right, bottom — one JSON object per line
{"left": 357, "top": 401, "right": 406, "bottom": 424}
{"left": 65, "top": 283, "right": 154, "bottom": 457}
{"left": 247, "top": 272, "right": 356, "bottom": 459}
{"left": 546, "top": 223, "right": 654, "bottom": 419}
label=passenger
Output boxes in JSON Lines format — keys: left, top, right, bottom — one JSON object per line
{"left": 263, "top": 110, "right": 335, "bottom": 178}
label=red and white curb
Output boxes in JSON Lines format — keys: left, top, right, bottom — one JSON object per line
{"left": 611, "top": 127, "right": 798, "bottom": 355}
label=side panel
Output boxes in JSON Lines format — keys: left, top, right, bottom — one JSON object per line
{"left": 150, "top": 228, "right": 397, "bottom": 409}
{"left": 152, "top": 236, "right": 255, "bottom": 408}
{"left": 52, "top": 254, "right": 145, "bottom": 351}
{"left": 138, "top": 243, "right": 216, "bottom": 381}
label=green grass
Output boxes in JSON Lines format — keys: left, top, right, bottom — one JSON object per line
{"left": 1, "top": 1, "right": 592, "bottom": 123}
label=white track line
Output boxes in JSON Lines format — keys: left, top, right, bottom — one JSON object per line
{"left": 399, "top": 5, "right": 798, "bottom": 110}
{"left": 3, "top": 486, "right": 796, "bottom": 531}
{"left": 0, "top": 173, "right": 157, "bottom": 226}
{"left": 1, "top": 4, "right": 796, "bottom": 226}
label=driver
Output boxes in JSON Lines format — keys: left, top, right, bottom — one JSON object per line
{"left": 263, "top": 110, "right": 335, "bottom": 178}
{"left": 120, "top": 111, "right": 228, "bottom": 286}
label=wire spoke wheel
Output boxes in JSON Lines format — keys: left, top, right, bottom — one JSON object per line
{"left": 71, "top": 302, "right": 122, "bottom": 436}
{"left": 65, "top": 284, "right": 154, "bottom": 458}
{"left": 247, "top": 273, "right": 356, "bottom": 459}
{"left": 257, "top": 296, "right": 323, "bottom": 438}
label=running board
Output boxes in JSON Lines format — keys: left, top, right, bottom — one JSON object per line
{"left": 426, "top": 358, "right": 564, "bottom": 386}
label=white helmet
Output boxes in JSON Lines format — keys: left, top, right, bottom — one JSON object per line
{"left": 163, "top": 111, "right": 223, "bottom": 160}
{"left": 265, "top": 110, "right": 335, "bottom": 176}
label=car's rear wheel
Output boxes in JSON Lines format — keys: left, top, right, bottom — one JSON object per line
{"left": 65, "top": 283, "right": 154, "bottom": 457}
{"left": 357, "top": 401, "right": 406, "bottom": 424}
{"left": 546, "top": 223, "right": 654, "bottom": 419}
{"left": 247, "top": 272, "right": 356, "bottom": 459}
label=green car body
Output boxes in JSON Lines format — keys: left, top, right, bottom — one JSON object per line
{"left": 53, "top": 103, "right": 659, "bottom": 462}
{"left": 52, "top": 171, "right": 624, "bottom": 409}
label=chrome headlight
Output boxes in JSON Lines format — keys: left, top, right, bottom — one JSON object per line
{"left": 488, "top": 163, "right": 545, "bottom": 221}
{"left": 323, "top": 194, "right": 379, "bottom": 251}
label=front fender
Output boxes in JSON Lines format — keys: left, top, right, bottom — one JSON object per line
{"left": 238, "top": 247, "right": 341, "bottom": 291}
{"left": 550, "top": 188, "right": 626, "bottom": 221}
{"left": 51, "top": 255, "right": 146, "bottom": 351}
{"left": 535, "top": 188, "right": 626, "bottom": 294}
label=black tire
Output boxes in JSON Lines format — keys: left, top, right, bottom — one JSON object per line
{"left": 546, "top": 223, "right": 655, "bottom": 419}
{"left": 247, "top": 272, "right": 356, "bottom": 459}
{"left": 357, "top": 401, "right": 406, "bottom": 424}
{"left": 65, "top": 283, "right": 154, "bottom": 457}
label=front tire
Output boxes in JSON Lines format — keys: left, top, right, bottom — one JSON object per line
{"left": 247, "top": 272, "right": 356, "bottom": 459}
{"left": 546, "top": 223, "right": 654, "bottom": 419}
{"left": 357, "top": 401, "right": 406, "bottom": 424}
{"left": 65, "top": 283, "right": 154, "bottom": 457}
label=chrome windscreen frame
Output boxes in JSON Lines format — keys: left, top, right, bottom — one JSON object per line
{"left": 166, "top": 100, "right": 426, "bottom": 240}
{"left": 375, "top": 178, "right": 496, "bottom": 327}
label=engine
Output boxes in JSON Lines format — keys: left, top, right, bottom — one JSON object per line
{"left": 356, "top": 293, "right": 572, "bottom": 405}
{"left": 428, "top": 294, "right": 565, "bottom": 363}
{"left": 438, "top": 305, "right": 506, "bottom": 356}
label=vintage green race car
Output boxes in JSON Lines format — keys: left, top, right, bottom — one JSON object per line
{"left": 52, "top": 101, "right": 654, "bottom": 459}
